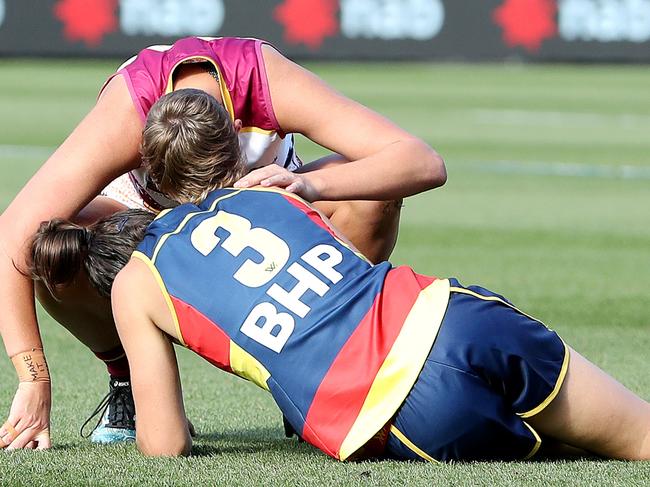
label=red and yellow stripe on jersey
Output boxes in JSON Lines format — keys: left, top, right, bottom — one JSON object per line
{"left": 134, "top": 187, "right": 450, "bottom": 460}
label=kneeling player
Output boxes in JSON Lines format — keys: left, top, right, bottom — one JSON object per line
{"left": 25, "top": 189, "right": 650, "bottom": 461}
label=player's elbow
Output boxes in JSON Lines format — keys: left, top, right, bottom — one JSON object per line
{"left": 406, "top": 138, "right": 447, "bottom": 191}
{"left": 136, "top": 418, "right": 192, "bottom": 457}
{"left": 422, "top": 144, "right": 447, "bottom": 189}
{"left": 137, "top": 434, "right": 192, "bottom": 457}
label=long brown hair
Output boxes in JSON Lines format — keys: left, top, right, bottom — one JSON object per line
{"left": 30, "top": 209, "right": 154, "bottom": 298}
{"left": 141, "top": 88, "right": 247, "bottom": 205}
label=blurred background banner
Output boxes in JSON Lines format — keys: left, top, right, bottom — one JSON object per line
{"left": 1, "top": 0, "right": 649, "bottom": 61}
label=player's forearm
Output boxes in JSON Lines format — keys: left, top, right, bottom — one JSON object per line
{"left": 304, "top": 138, "right": 446, "bottom": 201}
{"left": 113, "top": 268, "right": 193, "bottom": 456}
{"left": 0, "top": 236, "right": 42, "bottom": 357}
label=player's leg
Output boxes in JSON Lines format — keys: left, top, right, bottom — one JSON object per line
{"left": 34, "top": 268, "right": 136, "bottom": 443}
{"left": 75, "top": 195, "right": 129, "bottom": 225}
{"left": 311, "top": 199, "right": 401, "bottom": 263}
{"left": 527, "top": 347, "right": 650, "bottom": 460}
{"left": 441, "top": 279, "right": 650, "bottom": 460}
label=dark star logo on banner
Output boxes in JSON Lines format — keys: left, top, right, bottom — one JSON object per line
{"left": 54, "top": 0, "right": 118, "bottom": 47}
{"left": 493, "top": 0, "right": 557, "bottom": 52}
{"left": 274, "top": 0, "right": 339, "bottom": 50}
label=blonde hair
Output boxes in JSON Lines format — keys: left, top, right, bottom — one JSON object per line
{"left": 141, "top": 88, "right": 246, "bottom": 205}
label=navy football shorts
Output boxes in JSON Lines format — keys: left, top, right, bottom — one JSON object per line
{"left": 384, "top": 278, "right": 569, "bottom": 462}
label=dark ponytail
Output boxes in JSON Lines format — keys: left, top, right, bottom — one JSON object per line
{"left": 30, "top": 209, "right": 155, "bottom": 299}
{"left": 30, "top": 220, "right": 89, "bottom": 299}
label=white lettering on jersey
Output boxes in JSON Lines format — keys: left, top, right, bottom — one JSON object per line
{"left": 191, "top": 210, "right": 289, "bottom": 287}
{"left": 301, "top": 245, "right": 344, "bottom": 284}
{"left": 266, "top": 263, "right": 329, "bottom": 318}
{"left": 240, "top": 302, "right": 295, "bottom": 353}
{"left": 191, "top": 209, "right": 346, "bottom": 353}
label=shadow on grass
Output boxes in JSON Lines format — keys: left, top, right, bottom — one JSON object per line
{"left": 47, "top": 442, "right": 86, "bottom": 452}
{"left": 190, "top": 426, "right": 316, "bottom": 458}
{"left": 190, "top": 429, "right": 606, "bottom": 463}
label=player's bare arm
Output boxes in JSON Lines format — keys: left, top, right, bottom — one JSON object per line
{"left": 234, "top": 45, "right": 446, "bottom": 202}
{"left": 0, "top": 74, "right": 142, "bottom": 449}
{"left": 112, "top": 259, "right": 191, "bottom": 457}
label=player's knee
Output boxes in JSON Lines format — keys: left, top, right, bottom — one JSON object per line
{"left": 333, "top": 199, "right": 402, "bottom": 231}
{"left": 330, "top": 200, "right": 402, "bottom": 262}
{"left": 73, "top": 196, "right": 128, "bottom": 225}
{"left": 615, "top": 410, "right": 650, "bottom": 460}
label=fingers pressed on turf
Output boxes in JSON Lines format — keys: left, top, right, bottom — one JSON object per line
{"left": 1, "top": 415, "right": 50, "bottom": 450}
{"left": 0, "top": 422, "right": 18, "bottom": 446}
{"left": 35, "top": 432, "right": 52, "bottom": 450}
{"left": 2, "top": 422, "right": 18, "bottom": 439}
{"left": 7, "top": 426, "right": 40, "bottom": 450}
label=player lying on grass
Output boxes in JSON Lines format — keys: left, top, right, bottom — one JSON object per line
{"left": 21, "top": 187, "right": 650, "bottom": 461}
{"left": 0, "top": 37, "right": 446, "bottom": 447}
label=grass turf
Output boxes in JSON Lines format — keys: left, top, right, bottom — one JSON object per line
{"left": 0, "top": 59, "right": 649, "bottom": 485}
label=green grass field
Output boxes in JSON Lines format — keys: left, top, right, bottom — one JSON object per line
{"left": 0, "top": 59, "right": 649, "bottom": 486}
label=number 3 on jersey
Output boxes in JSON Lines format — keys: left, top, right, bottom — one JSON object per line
{"left": 191, "top": 210, "right": 290, "bottom": 287}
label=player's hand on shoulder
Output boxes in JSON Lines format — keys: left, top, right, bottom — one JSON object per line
{"left": 234, "top": 165, "right": 321, "bottom": 202}
{"left": 1, "top": 382, "right": 51, "bottom": 450}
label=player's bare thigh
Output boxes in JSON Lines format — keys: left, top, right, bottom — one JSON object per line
{"left": 527, "top": 347, "right": 650, "bottom": 460}
{"left": 75, "top": 196, "right": 129, "bottom": 225}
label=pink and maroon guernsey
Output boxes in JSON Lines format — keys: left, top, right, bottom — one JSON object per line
{"left": 132, "top": 187, "right": 451, "bottom": 460}
{"left": 100, "top": 37, "right": 300, "bottom": 210}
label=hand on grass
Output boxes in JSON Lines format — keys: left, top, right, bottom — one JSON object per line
{"left": 234, "top": 165, "right": 320, "bottom": 202}
{"left": 1, "top": 382, "right": 51, "bottom": 450}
